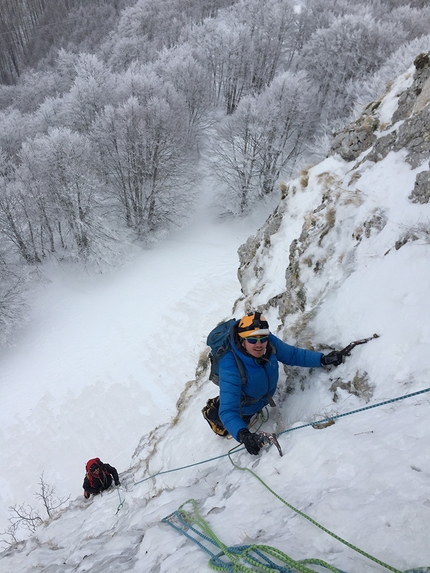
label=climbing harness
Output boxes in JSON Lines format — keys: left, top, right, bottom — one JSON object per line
{"left": 203, "top": 402, "right": 269, "bottom": 438}
{"left": 163, "top": 498, "right": 347, "bottom": 573}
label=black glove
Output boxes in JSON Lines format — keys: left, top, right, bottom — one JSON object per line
{"left": 115, "top": 480, "right": 120, "bottom": 486}
{"left": 238, "top": 428, "right": 263, "bottom": 455}
{"left": 321, "top": 351, "right": 344, "bottom": 367}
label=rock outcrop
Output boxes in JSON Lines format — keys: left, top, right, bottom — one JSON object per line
{"left": 236, "top": 52, "right": 430, "bottom": 343}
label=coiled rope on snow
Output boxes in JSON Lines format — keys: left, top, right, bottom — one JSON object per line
{"left": 154, "top": 387, "right": 430, "bottom": 572}
{"left": 163, "top": 498, "right": 347, "bottom": 573}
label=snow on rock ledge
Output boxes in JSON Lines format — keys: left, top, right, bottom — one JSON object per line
{"left": 236, "top": 51, "right": 430, "bottom": 375}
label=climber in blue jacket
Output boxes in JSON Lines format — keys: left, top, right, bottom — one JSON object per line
{"left": 218, "top": 312, "right": 344, "bottom": 455}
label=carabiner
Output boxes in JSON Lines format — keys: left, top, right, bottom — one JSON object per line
{"left": 257, "top": 431, "right": 283, "bottom": 457}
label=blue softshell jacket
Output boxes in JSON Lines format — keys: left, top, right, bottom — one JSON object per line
{"left": 218, "top": 325, "right": 323, "bottom": 441}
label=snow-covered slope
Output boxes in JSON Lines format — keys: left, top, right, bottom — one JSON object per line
{"left": 1, "top": 55, "right": 430, "bottom": 573}
{"left": 236, "top": 53, "right": 430, "bottom": 410}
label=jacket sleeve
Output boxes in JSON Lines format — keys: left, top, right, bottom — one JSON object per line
{"left": 218, "top": 352, "right": 248, "bottom": 441}
{"left": 103, "top": 464, "right": 119, "bottom": 485}
{"left": 271, "top": 334, "right": 323, "bottom": 368}
{"left": 83, "top": 476, "right": 101, "bottom": 494}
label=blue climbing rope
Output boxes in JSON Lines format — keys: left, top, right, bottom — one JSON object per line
{"left": 276, "top": 386, "right": 430, "bottom": 438}
{"left": 153, "top": 388, "right": 430, "bottom": 572}
{"left": 163, "top": 498, "right": 430, "bottom": 573}
{"left": 156, "top": 388, "right": 430, "bottom": 572}
{"left": 162, "top": 498, "right": 348, "bottom": 573}
{"left": 115, "top": 485, "right": 125, "bottom": 514}
{"left": 134, "top": 386, "right": 430, "bottom": 486}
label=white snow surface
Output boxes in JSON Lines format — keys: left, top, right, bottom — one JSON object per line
{"left": 1, "top": 68, "right": 430, "bottom": 573}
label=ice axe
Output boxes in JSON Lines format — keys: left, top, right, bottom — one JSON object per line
{"left": 256, "top": 431, "right": 283, "bottom": 456}
{"left": 338, "top": 333, "right": 380, "bottom": 356}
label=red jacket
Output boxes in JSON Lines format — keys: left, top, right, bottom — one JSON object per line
{"left": 83, "top": 458, "right": 119, "bottom": 495}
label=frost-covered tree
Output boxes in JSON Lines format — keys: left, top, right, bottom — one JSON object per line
{"left": 0, "top": 260, "right": 28, "bottom": 344}
{"left": 155, "top": 44, "right": 211, "bottom": 129}
{"left": 0, "top": 177, "right": 42, "bottom": 263}
{"left": 62, "top": 54, "right": 117, "bottom": 133}
{"left": 254, "top": 71, "right": 318, "bottom": 195}
{"left": 105, "top": 0, "right": 235, "bottom": 71}
{"left": 0, "top": 108, "right": 36, "bottom": 160}
{"left": 301, "top": 0, "right": 370, "bottom": 29}
{"left": 93, "top": 73, "right": 196, "bottom": 236}
{"left": 211, "top": 98, "right": 261, "bottom": 213}
{"left": 19, "top": 128, "right": 105, "bottom": 259}
{"left": 228, "top": 0, "right": 297, "bottom": 91}
{"left": 0, "top": 149, "right": 41, "bottom": 262}
{"left": 292, "top": 0, "right": 375, "bottom": 57}
{"left": 297, "top": 12, "right": 408, "bottom": 122}
{"left": 211, "top": 71, "right": 317, "bottom": 213}
{"left": 188, "top": 0, "right": 297, "bottom": 113}
{"left": 386, "top": 5, "right": 430, "bottom": 42}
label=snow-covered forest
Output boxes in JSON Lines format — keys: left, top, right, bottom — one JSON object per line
{"left": 0, "top": 0, "right": 430, "bottom": 344}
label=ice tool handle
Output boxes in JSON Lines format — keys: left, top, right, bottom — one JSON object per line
{"left": 339, "top": 333, "right": 380, "bottom": 356}
{"left": 257, "top": 431, "right": 283, "bottom": 457}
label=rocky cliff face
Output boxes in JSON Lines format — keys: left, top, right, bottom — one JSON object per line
{"left": 235, "top": 52, "right": 430, "bottom": 351}
{"left": 330, "top": 52, "right": 430, "bottom": 201}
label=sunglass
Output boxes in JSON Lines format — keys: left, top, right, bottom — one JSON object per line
{"left": 90, "top": 466, "right": 100, "bottom": 473}
{"left": 245, "top": 336, "right": 269, "bottom": 344}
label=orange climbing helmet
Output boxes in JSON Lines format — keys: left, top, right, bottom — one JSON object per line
{"left": 237, "top": 312, "right": 270, "bottom": 338}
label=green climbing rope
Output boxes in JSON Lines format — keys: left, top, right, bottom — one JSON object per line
{"left": 154, "top": 389, "right": 430, "bottom": 571}
{"left": 134, "top": 387, "right": 430, "bottom": 487}
{"left": 163, "top": 498, "right": 347, "bottom": 573}
{"left": 164, "top": 497, "right": 430, "bottom": 573}
{"left": 227, "top": 445, "right": 403, "bottom": 573}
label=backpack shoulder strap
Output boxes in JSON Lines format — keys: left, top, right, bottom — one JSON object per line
{"left": 231, "top": 340, "right": 275, "bottom": 386}
{"left": 231, "top": 351, "right": 247, "bottom": 387}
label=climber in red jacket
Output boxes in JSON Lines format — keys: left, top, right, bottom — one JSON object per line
{"left": 83, "top": 458, "right": 120, "bottom": 499}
